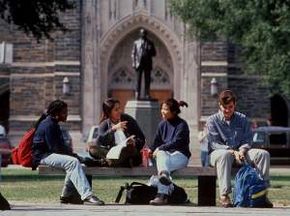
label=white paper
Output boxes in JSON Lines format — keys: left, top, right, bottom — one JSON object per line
{"left": 106, "top": 135, "right": 135, "bottom": 159}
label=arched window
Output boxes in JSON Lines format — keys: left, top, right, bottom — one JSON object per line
{"left": 110, "top": 68, "right": 135, "bottom": 89}
{"left": 151, "top": 67, "right": 171, "bottom": 90}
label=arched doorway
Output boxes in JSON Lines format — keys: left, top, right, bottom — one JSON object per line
{"left": 270, "top": 94, "right": 288, "bottom": 127}
{"left": 107, "top": 29, "right": 173, "bottom": 111}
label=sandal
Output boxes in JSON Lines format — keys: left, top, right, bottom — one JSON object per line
{"left": 220, "top": 195, "right": 233, "bottom": 208}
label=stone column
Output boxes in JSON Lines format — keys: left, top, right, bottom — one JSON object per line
{"left": 182, "top": 40, "right": 200, "bottom": 131}
{"left": 181, "top": 38, "right": 201, "bottom": 166}
{"left": 81, "top": 0, "right": 101, "bottom": 134}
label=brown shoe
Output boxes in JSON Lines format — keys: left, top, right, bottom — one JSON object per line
{"left": 149, "top": 194, "right": 168, "bottom": 205}
{"left": 220, "top": 195, "right": 233, "bottom": 208}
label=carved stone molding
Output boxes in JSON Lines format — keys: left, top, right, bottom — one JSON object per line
{"left": 99, "top": 13, "right": 183, "bottom": 100}
{"left": 100, "top": 13, "right": 182, "bottom": 65}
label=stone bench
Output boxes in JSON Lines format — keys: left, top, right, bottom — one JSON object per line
{"left": 38, "top": 165, "right": 217, "bottom": 206}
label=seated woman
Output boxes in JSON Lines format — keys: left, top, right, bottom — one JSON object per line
{"left": 89, "top": 98, "right": 145, "bottom": 167}
{"left": 32, "top": 100, "right": 104, "bottom": 205}
{"left": 148, "top": 98, "right": 191, "bottom": 205}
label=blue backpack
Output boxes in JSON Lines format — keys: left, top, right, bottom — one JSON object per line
{"left": 233, "top": 164, "right": 268, "bottom": 207}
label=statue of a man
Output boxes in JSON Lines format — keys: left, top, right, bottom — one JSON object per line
{"left": 131, "top": 28, "right": 156, "bottom": 100}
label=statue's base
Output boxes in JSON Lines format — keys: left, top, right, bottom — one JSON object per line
{"left": 124, "top": 99, "right": 160, "bottom": 146}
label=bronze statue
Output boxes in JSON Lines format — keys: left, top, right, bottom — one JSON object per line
{"left": 131, "top": 28, "right": 156, "bottom": 100}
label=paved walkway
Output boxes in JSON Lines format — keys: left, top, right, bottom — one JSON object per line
{"left": 2, "top": 202, "right": 290, "bottom": 216}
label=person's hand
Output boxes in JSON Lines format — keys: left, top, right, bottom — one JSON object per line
{"left": 238, "top": 148, "right": 248, "bottom": 161}
{"left": 232, "top": 150, "right": 240, "bottom": 161}
{"left": 112, "top": 121, "right": 128, "bottom": 131}
{"left": 127, "top": 136, "right": 136, "bottom": 147}
{"left": 230, "top": 150, "right": 244, "bottom": 164}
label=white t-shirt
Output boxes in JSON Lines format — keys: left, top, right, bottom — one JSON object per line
{"left": 114, "top": 129, "right": 127, "bottom": 146}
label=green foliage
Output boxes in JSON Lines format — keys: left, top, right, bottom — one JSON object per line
{"left": 0, "top": 0, "right": 75, "bottom": 40}
{"left": 170, "top": 0, "right": 290, "bottom": 96}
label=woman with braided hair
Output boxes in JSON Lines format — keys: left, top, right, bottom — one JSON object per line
{"left": 32, "top": 99, "right": 104, "bottom": 205}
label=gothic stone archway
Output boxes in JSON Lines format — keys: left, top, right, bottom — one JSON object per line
{"left": 107, "top": 29, "right": 173, "bottom": 110}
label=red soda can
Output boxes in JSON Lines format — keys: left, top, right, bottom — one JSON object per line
{"left": 141, "top": 148, "right": 150, "bottom": 167}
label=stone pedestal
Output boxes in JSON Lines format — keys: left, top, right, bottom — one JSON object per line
{"left": 124, "top": 100, "right": 160, "bottom": 146}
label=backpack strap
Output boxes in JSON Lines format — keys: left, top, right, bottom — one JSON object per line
{"left": 115, "top": 183, "right": 129, "bottom": 203}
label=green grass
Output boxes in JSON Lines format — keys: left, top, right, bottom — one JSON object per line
{"left": 0, "top": 168, "right": 290, "bottom": 206}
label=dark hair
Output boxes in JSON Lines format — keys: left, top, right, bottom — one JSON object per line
{"left": 218, "top": 90, "right": 237, "bottom": 106}
{"left": 46, "top": 99, "right": 68, "bottom": 117}
{"left": 33, "top": 100, "right": 67, "bottom": 129}
{"left": 100, "top": 98, "right": 120, "bottom": 123}
{"left": 161, "top": 98, "right": 188, "bottom": 116}
{"left": 33, "top": 113, "right": 47, "bottom": 129}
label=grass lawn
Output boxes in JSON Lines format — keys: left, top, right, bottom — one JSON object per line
{"left": 1, "top": 167, "right": 290, "bottom": 206}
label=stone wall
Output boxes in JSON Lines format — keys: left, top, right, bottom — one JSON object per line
{"left": 199, "top": 40, "right": 276, "bottom": 127}
{"left": 0, "top": 1, "right": 82, "bottom": 145}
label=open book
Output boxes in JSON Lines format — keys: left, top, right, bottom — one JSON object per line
{"left": 106, "top": 135, "right": 135, "bottom": 160}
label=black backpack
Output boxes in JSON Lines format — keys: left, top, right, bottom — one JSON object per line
{"left": 115, "top": 181, "right": 188, "bottom": 205}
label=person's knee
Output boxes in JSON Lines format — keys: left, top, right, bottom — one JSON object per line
{"left": 258, "top": 149, "right": 270, "bottom": 161}
{"left": 220, "top": 151, "right": 233, "bottom": 161}
{"left": 67, "top": 156, "right": 81, "bottom": 169}
{"left": 262, "top": 149, "right": 270, "bottom": 158}
{"left": 212, "top": 151, "right": 234, "bottom": 167}
{"left": 156, "top": 150, "right": 167, "bottom": 158}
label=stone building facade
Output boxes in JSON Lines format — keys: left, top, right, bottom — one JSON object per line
{"left": 0, "top": 0, "right": 289, "bottom": 148}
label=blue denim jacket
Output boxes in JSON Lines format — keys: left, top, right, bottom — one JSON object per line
{"left": 207, "top": 111, "right": 253, "bottom": 153}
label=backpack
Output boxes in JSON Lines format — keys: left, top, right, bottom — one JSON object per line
{"left": 115, "top": 181, "right": 188, "bottom": 205}
{"left": 233, "top": 164, "right": 268, "bottom": 207}
{"left": 11, "top": 128, "right": 35, "bottom": 168}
